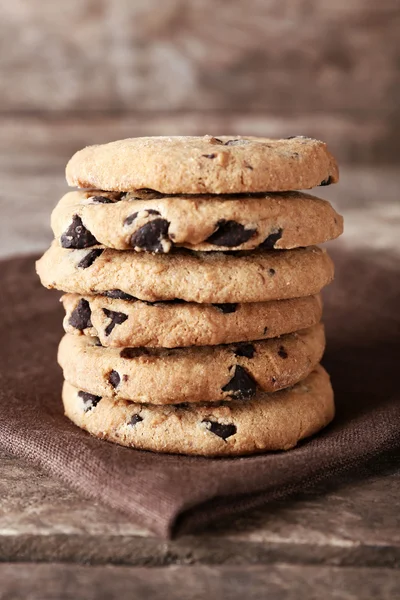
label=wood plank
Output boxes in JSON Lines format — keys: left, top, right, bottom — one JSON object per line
{"left": 0, "top": 450, "right": 399, "bottom": 567}
{"left": 0, "top": 563, "right": 399, "bottom": 600}
{"left": 1, "top": 0, "right": 399, "bottom": 114}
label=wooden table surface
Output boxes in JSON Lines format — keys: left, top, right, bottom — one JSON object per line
{"left": 0, "top": 118, "right": 399, "bottom": 598}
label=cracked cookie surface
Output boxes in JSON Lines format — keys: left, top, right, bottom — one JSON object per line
{"left": 58, "top": 324, "right": 325, "bottom": 404}
{"left": 66, "top": 135, "right": 339, "bottom": 194}
{"left": 36, "top": 243, "right": 334, "bottom": 304}
{"left": 52, "top": 189, "right": 343, "bottom": 253}
{"left": 62, "top": 365, "right": 334, "bottom": 456}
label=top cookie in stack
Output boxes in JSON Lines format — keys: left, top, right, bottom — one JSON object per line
{"left": 36, "top": 135, "right": 343, "bottom": 456}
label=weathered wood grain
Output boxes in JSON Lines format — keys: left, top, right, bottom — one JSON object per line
{"left": 1, "top": 563, "right": 399, "bottom": 600}
{"left": 1, "top": 0, "right": 399, "bottom": 114}
{"left": 0, "top": 450, "right": 399, "bottom": 567}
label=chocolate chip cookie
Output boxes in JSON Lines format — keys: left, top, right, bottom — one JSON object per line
{"left": 52, "top": 189, "right": 343, "bottom": 253}
{"left": 58, "top": 324, "right": 325, "bottom": 404}
{"left": 66, "top": 135, "right": 339, "bottom": 194}
{"left": 62, "top": 293, "right": 323, "bottom": 348}
{"left": 62, "top": 365, "right": 334, "bottom": 456}
{"left": 36, "top": 243, "right": 334, "bottom": 304}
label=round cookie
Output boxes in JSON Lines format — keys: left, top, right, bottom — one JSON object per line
{"left": 58, "top": 324, "right": 325, "bottom": 405}
{"left": 52, "top": 189, "right": 343, "bottom": 253}
{"left": 62, "top": 293, "right": 323, "bottom": 348}
{"left": 36, "top": 243, "right": 334, "bottom": 304}
{"left": 62, "top": 365, "right": 334, "bottom": 456}
{"left": 66, "top": 135, "right": 339, "bottom": 194}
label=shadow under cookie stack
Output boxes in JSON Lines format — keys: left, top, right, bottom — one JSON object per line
{"left": 36, "top": 135, "right": 343, "bottom": 456}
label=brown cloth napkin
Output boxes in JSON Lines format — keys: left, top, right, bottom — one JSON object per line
{"left": 0, "top": 249, "right": 399, "bottom": 538}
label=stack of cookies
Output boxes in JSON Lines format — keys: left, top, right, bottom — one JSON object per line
{"left": 36, "top": 135, "right": 343, "bottom": 456}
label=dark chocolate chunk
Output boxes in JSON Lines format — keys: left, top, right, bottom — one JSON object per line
{"left": 120, "top": 347, "right": 151, "bottom": 359}
{"left": 206, "top": 220, "right": 256, "bottom": 247}
{"left": 124, "top": 212, "right": 138, "bottom": 226}
{"left": 103, "top": 290, "right": 137, "bottom": 301}
{"left": 78, "top": 391, "right": 101, "bottom": 412}
{"left": 212, "top": 303, "right": 238, "bottom": 314}
{"left": 69, "top": 299, "right": 92, "bottom": 330}
{"left": 103, "top": 308, "right": 128, "bottom": 336}
{"left": 203, "top": 420, "right": 237, "bottom": 440}
{"left": 278, "top": 346, "right": 288, "bottom": 359}
{"left": 108, "top": 370, "right": 120, "bottom": 388}
{"left": 90, "top": 195, "right": 115, "bottom": 204}
{"left": 61, "top": 215, "right": 98, "bottom": 249}
{"left": 202, "top": 153, "right": 216, "bottom": 159}
{"left": 234, "top": 343, "right": 255, "bottom": 359}
{"left": 224, "top": 139, "right": 251, "bottom": 146}
{"left": 319, "top": 176, "right": 333, "bottom": 186}
{"left": 221, "top": 365, "right": 257, "bottom": 399}
{"left": 77, "top": 249, "right": 104, "bottom": 269}
{"left": 130, "top": 218, "right": 170, "bottom": 252}
{"left": 129, "top": 414, "right": 143, "bottom": 426}
{"left": 124, "top": 209, "right": 161, "bottom": 227}
{"left": 259, "top": 228, "right": 283, "bottom": 250}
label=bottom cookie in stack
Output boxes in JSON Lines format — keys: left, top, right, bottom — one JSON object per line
{"left": 62, "top": 365, "right": 334, "bottom": 456}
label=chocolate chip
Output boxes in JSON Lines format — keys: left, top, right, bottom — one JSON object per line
{"left": 234, "top": 344, "right": 255, "bottom": 358}
{"left": 77, "top": 249, "right": 104, "bottom": 269}
{"left": 222, "top": 365, "right": 257, "bottom": 399}
{"left": 129, "top": 414, "right": 143, "bottom": 426}
{"left": 103, "top": 308, "right": 128, "bottom": 336}
{"left": 120, "top": 347, "right": 151, "bottom": 359}
{"left": 259, "top": 229, "right": 283, "bottom": 250}
{"left": 108, "top": 370, "right": 120, "bottom": 388}
{"left": 203, "top": 420, "right": 237, "bottom": 440}
{"left": 224, "top": 139, "right": 250, "bottom": 146}
{"left": 269, "top": 268, "right": 276, "bottom": 276}
{"left": 61, "top": 215, "right": 98, "bottom": 249}
{"left": 78, "top": 391, "right": 101, "bottom": 412}
{"left": 202, "top": 153, "right": 216, "bottom": 158}
{"left": 103, "top": 290, "right": 137, "bottom": 301}
{"left": 90, "top": 195, "right": 115, "bottom": 204}
{"left": 206, "top": 220, "right": 256, "bottom": 247}
{"left": 320, "top": 176, "right": 333, "bottom": 186}
{"left": 130, "top": 218, "right": 170, "bottom": 252}
{"left": 124, "top": 209, "right": 161, "bottom": 227}
{"left": 124, "top": 212, "right": 138, "bottom": 226}
{"left": 278, "top": 346, "right": 288, "bottom": 359}
{"left": 212, "top": 303, "right": 238, "bottom": 314}
{"left": 69, "top": 299, "right": 92, "bottom": 330}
